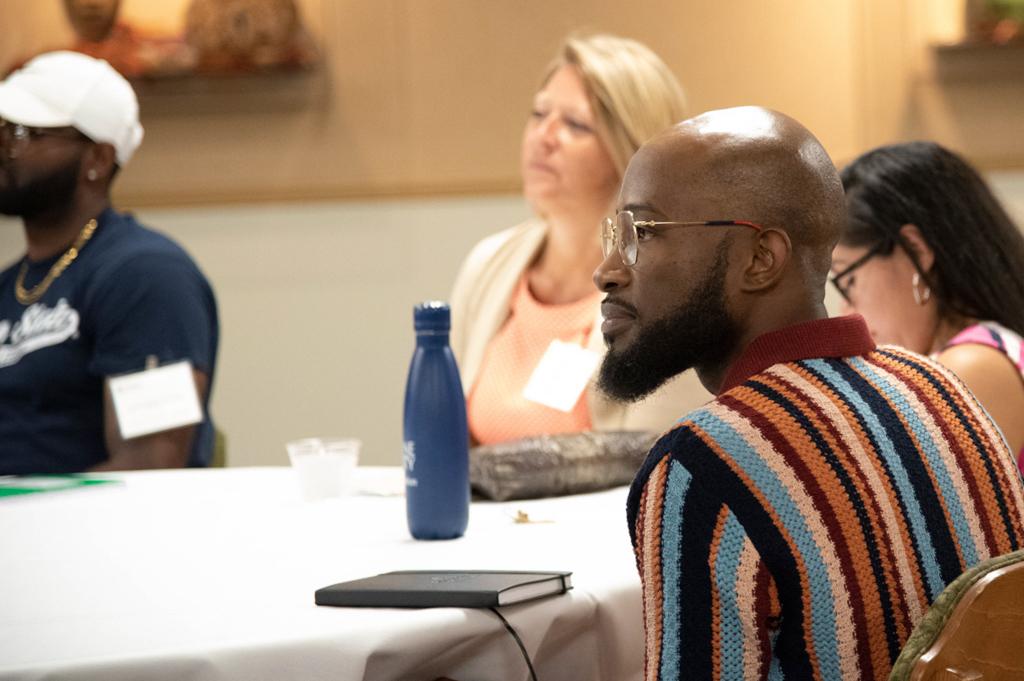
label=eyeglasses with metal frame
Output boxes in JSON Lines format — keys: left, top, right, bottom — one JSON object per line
{"left": 0, "top": 118, "right": 90, "bottom": 159}
{"left": 601, "top": 209, "right": 765, "bottom": 267}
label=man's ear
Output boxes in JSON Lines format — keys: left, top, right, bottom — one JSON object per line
{"left": 740, "top": 228, "right": 791, "bottom": 292}
{"left": 81, "top": 142, "right": 117, "bottom": 184}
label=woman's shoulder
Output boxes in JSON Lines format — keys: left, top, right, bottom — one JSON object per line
{"left": 938, "top": 330, "right": 1024, "bottom": 455}
{"left": 939, "top": 342, "right": 1019, "bottom": 377}
{"left": 937, "top": 335, "right": 1024, "bottom": 431}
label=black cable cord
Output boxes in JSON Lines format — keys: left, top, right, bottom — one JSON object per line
{"left": 488, "top": 607, "right": 539, "bottom": 681}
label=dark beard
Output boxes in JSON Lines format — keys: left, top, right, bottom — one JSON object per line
{"left": 597, "top": 243, "right": 739, "bottom": 402}
{"left": 0, "top": 155, "right": 82, "bottom": 220}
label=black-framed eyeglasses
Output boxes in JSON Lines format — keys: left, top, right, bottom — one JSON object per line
{"left": 0, "top": 118, "right": 90, "bottom": 159}
{"left": 601, "top": 209, "right": 764, "bottom": 267}
{"left": 830, "top": 241, "right": 888, "bottom": 303}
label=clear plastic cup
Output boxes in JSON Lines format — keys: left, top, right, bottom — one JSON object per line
{"left": 287, "top": 437, "right": 360, "bottom": 501}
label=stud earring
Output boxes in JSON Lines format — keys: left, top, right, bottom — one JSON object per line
{"left": 86, "top": 169, "right": 98, "bottom": 181}
{"left": 912, "top": 272, "right": 931, "bottom": 306}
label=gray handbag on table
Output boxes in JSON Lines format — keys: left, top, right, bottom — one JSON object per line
{"left": 470, "top": 430, "right": 659, "bottom": 501}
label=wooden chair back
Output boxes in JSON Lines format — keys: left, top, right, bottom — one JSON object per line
{"left": 891, "top": 550, "right": 1024, "bottom": 680}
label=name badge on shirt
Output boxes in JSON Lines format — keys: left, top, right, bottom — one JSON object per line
{"left": 109, "top": 360, "right": 202, "bottom": 439}
{"left": 522, "top": 340, "right": 601, "bottom": 413}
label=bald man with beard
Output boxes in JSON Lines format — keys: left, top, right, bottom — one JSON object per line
{"left": 594, "top": 107, "right": 1024, "bottom": 680}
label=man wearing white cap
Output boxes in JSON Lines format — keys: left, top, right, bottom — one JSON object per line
{"left": 0, "top": 51, "right": 219, "bottom": 474}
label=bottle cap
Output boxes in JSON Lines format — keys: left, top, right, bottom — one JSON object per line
{"left": 413, "top": 301, "right": 451, "bottom": 331}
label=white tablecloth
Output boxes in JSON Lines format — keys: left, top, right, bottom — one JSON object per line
{"left": 0, "top": 467, "right": 644, "bottom": 681}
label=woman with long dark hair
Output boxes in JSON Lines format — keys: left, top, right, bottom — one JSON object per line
{"left": 833, "top": 141, "right": 1024, "bottom": 471}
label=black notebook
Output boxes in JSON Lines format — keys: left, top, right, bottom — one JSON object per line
{"left": 315, "top": 570, "right": 573, "bottom": 608}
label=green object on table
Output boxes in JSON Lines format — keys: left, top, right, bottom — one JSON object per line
{"left": 0, "top": 474, "right": 121, "bottom": 498}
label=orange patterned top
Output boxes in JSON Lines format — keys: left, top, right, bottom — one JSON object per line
{"left": 467, "top": 275, "right": 602, "bottom": 445}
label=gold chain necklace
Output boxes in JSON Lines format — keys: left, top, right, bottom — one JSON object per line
{"left": 14, "top": 219, "right": 98, "bottom": 305}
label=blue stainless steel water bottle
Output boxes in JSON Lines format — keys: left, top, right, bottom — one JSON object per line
{"left": 402, "top": 301, "right": 469, "bottom": 539}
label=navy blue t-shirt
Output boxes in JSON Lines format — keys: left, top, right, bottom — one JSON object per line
{"left": 0, "top": 208, "right": 219, "bottom": 474}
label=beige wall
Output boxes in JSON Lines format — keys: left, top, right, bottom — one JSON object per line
{"left": 10, "top": 0, "right": 1022, "bottom": 206}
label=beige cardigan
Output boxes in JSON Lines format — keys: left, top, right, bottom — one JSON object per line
{"left": 449, "top": 219, "right": 711, "bottom": 433}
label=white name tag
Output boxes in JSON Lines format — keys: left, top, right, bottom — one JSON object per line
{"left": 109, "top": 360, "right": 203, "bottom": 439}
{"left": 522, "top": 340, "right": 601, "bottom": 413}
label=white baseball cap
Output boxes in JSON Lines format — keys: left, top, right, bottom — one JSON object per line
{"left": 0, "top": 51, "right": 144, "bottom": 166}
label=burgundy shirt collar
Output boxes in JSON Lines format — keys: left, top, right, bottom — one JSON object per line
{"left": 718, "top": 315, "right": 876, "bottom": 394}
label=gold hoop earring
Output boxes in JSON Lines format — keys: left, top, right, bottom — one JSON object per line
{"left": 912, "top": 272, "right": 931, "bottom": 306}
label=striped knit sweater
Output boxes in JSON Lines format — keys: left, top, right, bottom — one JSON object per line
{"left": 626, "top": 315, "right": 1024, "bottom": 680}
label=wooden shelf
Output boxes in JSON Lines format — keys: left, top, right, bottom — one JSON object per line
{"left": 131, "top": 67, "right": 328, "bottom": 116}
{"left": 933, "top": 41, "right": 1024, "bottom": 80}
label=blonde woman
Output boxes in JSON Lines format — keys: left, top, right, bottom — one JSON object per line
{"left": 451, "top": 33, "right": 709, "bottom": 446}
